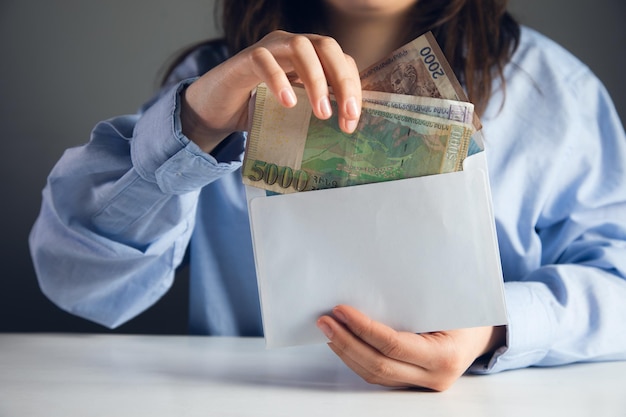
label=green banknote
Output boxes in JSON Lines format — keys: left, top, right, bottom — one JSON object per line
{"left": 242, "top": 84, "right": 473, "bottom": 194}
{"left": 362, "top": 90, "right": 483, "bottom": 156}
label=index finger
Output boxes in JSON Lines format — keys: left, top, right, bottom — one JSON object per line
{"left": 330, "top": 305, "right": 430, "bottom": 364}
{"left": 309, "top": 36, "right": 362, "bottom": 133}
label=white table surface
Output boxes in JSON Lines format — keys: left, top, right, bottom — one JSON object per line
{"left": 1, "top": 333, "right": 624, "bottom": 417}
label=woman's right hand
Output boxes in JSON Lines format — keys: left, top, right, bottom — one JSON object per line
{"left": 180, "top": 30, "right": 363, "bottom": 153}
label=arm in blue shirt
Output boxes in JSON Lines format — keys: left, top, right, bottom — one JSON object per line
{"left": 29, "top": 76, "right": 242, "bottom": 327}
{"left": 471, "top": 28, "right": 626, "bottom": 373}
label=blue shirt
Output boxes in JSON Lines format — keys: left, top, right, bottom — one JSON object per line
{"left": 29, "top": 27, "right": 626, "bottom": 374}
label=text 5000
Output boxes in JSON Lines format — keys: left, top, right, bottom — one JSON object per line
{"left": 247, "top": 160, "right": 309, "bottom": 191}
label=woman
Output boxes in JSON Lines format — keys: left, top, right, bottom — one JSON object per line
{"left": 30, "top": 0, "right": 626, "bottom": 391}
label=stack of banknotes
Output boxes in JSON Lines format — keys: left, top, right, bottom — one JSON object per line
{"left": 242, "top": 32, "right": 483, "bottom": 194}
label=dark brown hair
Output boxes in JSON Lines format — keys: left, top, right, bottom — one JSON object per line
{"left": 165, "top": 0, "right": 520, "bottom": 116}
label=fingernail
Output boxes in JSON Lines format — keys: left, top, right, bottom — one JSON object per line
{"left": 345, "top": 118, "right": 358, "bottom": 133}
{"left": 280, "top": 88, "right": 297, "bottom": 107}
{"left": 319, "top": 96, "right": 332, "bottom": 118}
{"left": 317, "top": 320, "right": 333, "bottom": 339}
{"left": 333, "top": 308, "right": 347, "bottom": 323}
{"left": 346, "top": 97, "right": 359, "bottom": 118}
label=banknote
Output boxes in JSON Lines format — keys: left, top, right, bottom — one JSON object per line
{"left": 363, "top": 89, "right": 483, "bottom": 155}
{"left": 242, "top": 84, "right": 472, "bottom": 194}
{"left": 362, "top": 90, "right": 474, "bottom": 125}
{"left": 360, "top": 31, "right": 482, "bottom": 133}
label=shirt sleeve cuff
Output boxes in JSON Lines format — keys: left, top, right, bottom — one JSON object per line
{"left": 130, "top": 79, "right": 243, "bottom": 195}
{"left": 469, "top": 279, "right": 557, "bottom": 374}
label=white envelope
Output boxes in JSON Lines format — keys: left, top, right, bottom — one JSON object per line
{"left": 246, "top": 151, "right": 507, "bottom": 348}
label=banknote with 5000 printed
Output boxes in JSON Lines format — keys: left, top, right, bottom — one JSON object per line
{"left": 242, "top": 84, "right": 473, "bottom": 194}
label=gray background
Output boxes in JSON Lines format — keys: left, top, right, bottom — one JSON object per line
{"left": 1, "top": 0, "right": 624, "bottom": 333}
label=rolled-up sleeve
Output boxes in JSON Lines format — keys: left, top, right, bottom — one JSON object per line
{"left": 29, "top": 76, "right": 243, "bottom": 328}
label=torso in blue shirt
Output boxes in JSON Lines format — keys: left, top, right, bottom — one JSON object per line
{"left": 30, "top": 27, "right": 626, "bottom": 373}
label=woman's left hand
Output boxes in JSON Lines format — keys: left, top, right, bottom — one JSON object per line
{"left": 317, "top": 305, "right": 506, "bottom": 391}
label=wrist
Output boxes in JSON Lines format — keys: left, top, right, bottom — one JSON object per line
{"left": 483, "top": 325, "right": 507, "bottom": 356}
{"left": 180, "top": 85, "right": 229, "bottom": 154}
